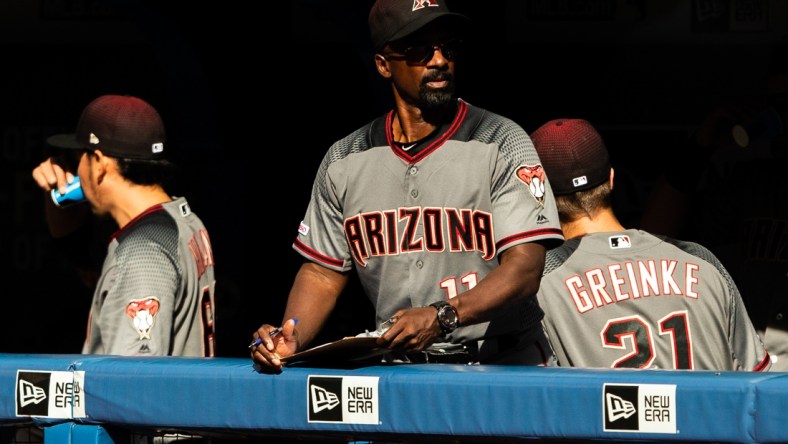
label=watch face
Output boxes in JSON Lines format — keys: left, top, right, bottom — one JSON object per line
{"left": 438, "top": 304, "right": 459, "bottom": 330}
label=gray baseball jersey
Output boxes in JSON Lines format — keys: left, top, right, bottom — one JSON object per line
{"left": 83, "top": 197, "right": 216, "bottom": 356}
{"left": 538, "top": 229, "right": 770, "bottom": 371}
{"left": 293, "top": 99, "right": 563, "bottom": 345}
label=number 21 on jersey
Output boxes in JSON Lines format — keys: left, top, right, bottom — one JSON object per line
{"left": 602, "top": 311, "right": 692, "bottom": 369}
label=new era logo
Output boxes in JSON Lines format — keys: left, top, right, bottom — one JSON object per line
{"left": 603, "top": 384, "right": 639, "bottom": 431}
{"left": 16, "top": 372, "right": 50, "bottom": 417}
{"left": 606, "top": 393, "right": 636, "bottom": 421}
{"left": 18, "top": 380, "right": 46, "bottom": 408}
{"left": 308, "top": 376, "right": 343, "bottom": 422}
{"left": 15, "top": 370, "right": 86, "bottom": 419}
{"left": 311, "top": 385, "right": 340, "bottom": 413}
{"left": 603, "top": 383, "right": 677, "bottom": 434}
{"left": 308, "top": 375, "right": 380, "bottom": 425}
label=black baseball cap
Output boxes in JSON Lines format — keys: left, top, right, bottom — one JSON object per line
{"left": 47, "top": 94, "right": 166, "bottom": 160}
{"left": 368, "top": 0, "right": 470, "bottom": 51}
{"left": 530, "top": 118, "right": 611, "bottom": 195}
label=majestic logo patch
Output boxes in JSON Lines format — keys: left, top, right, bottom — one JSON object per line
{"left": 126, "top": 297, "right": 161, "bottom": 340}
{"left": 516, "top": 164, "right": 546, "bottom": 206}
{"left": 413, "top": 0, "right": 439, "bottom": 11}
{"left": 308, "top": 376, "right": 379, "bottom": 424}
{"left": 603, "top": 384, "right": 677, "bottom": 434}
{"left": 536, "top": 214, "right": 549, "bottom": 224}
{"left": 609, "top": 235, "right": 631, "bottom": 249}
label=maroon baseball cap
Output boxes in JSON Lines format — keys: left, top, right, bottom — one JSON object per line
{"left": 47, "top": 94, "right": 166, "bottom": 160}
{"left": 369, "top": 0, "right": 470, "bottom": 51}
{"left": 530, "top": 118, "right": 611, "bottom": 195}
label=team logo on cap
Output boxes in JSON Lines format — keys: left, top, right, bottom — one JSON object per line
{"left": 413, "top": 0, "right": 439, "bottom": 11}
{"left": 515, "top": 164, "right": 546, "bottom": 206}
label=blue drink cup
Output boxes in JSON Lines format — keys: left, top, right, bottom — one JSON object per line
{"left": 51, "top": 177, "right": 86, "bottom": 208}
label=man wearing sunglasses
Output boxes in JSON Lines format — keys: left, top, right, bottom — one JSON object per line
{"left": 252, "top": 0, "right": 563, "bottom": 371}
{"left": 31, "top": 94, "right": 217, "bottom": 357}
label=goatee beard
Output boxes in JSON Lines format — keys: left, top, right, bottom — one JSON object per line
{"left": 419, "top": 85, "right": 454, "bottom": 111}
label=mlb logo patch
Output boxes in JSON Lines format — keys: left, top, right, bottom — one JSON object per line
{"left": 572, "top": 175, "right": 588, "bottom": 187}
{"left": 609, "top": 235, "right": 631, "bottom": 249}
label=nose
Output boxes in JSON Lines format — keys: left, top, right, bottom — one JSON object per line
{"left": 425, "top": 46, "right": 449, "bottom": 66}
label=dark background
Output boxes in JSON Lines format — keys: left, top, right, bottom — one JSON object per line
{"left": 3, "top": 0, "right": 786, "bottom": 357}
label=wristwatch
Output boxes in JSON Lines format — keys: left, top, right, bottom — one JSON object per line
{"left": 429, "top": 301, "right": 459, "bottom": 334}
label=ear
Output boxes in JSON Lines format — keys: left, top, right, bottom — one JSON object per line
{"left": 609, "top": 167, "right": 615, "bottom": 190}
{"left": 374, "top": 53, "right": 392, "bottom": 79}
{"left": 90, "top": 149, "right": 111, "bottom": 185}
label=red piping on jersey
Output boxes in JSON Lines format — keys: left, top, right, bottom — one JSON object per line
{"left": 496, "top": 228, "right": 563, "bottom": 250}
{"left": 386, "top": 100, "right": 468, "bottom": 164}
{"left": 753, "top": 353, "right": 771, "bottom": 372}
{"left": 111, "top": 203, "right": 165, "bottom": 240}
{"left": 293, "top": 238, "right": 344, "bottom": 268}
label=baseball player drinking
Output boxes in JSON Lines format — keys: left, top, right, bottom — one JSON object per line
{"left": 531, "top": 118, "right": 771, "bottom": 371}
{"left": 251, "top": 0, "right": 564, "bottom": 372}
{"left": 33, "top": 95, "right": 217, "bottom": 357}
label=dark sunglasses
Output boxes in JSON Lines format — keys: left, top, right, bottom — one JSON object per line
{"left": 59, "top": 149, "right": 91, "bottom": 172}
{"left": 383, "top": 39, "right": 463, "bottom": 65}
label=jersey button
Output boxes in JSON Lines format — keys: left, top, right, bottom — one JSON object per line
{"left": 410, "top": 189, "right": 419, "bottom": 198}
{"left": 416, "top": 260, "right": 424, "bottom": 269}
{"left": 409, "top": 166, "right": 418, "bottom": 175}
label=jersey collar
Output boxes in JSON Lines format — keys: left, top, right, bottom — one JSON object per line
{"left": 385, "top": 99, "right": 468, "bottom": 164}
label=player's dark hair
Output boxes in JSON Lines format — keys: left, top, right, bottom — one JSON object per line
{"left": 114, "top": 157, "right": 177, "bottom": 187}
{"left": 554, "top": 181, "right": 612, "bottom": 223}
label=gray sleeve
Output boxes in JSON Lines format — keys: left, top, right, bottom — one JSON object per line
{"left": 103, "top": 225, "right": 180, "bottom": 356}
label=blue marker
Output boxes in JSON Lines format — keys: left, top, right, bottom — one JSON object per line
{"left": 248, "top": 318, "right": 298, "bottom": 350}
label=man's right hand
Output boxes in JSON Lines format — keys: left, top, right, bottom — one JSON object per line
{"left": 250, "top": 318, "right": 299, "bottom": 374}
{"left": 31, "top": 157, "right": 72, "bottom": 194}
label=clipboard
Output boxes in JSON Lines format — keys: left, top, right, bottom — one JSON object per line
{"left": 281, "top": 336, "right": 388, "bottom": 365}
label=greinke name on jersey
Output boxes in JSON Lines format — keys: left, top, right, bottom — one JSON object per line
{"left": 566, "top": 259, "right": 701, "bottom": 314}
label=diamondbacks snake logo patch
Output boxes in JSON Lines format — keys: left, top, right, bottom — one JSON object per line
{"left": 516, "top": 164, "right": 546, "bottom": 206}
